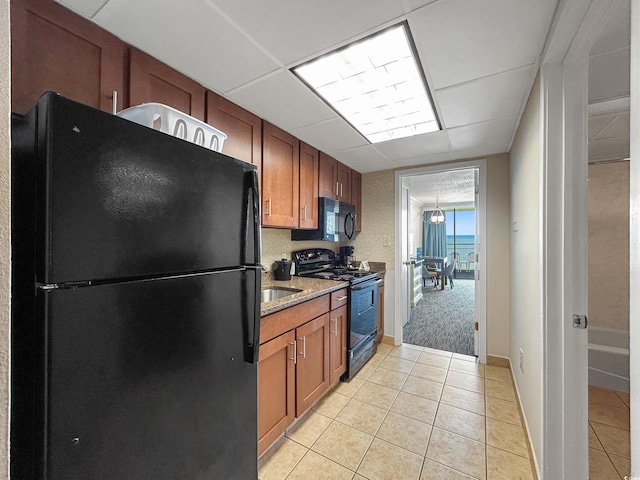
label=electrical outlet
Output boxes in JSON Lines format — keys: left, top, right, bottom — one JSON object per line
{"left": 383, "top": 235, "right": 391, "bottom": 247}
{"left": 519, "top": 348, "right": 524, "bottom": 374}
{"left": 281, "top": 252, "right": 288, "bottom": 259}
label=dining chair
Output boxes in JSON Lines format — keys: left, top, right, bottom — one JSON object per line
{"left": 467, "top": 252, "right": 475, "bottom": 272}
{"left": 422, "top": 264, "right": 438, "bottom": 288}
{"left": 438, "top": 259, "right": 456, "bottom": 288}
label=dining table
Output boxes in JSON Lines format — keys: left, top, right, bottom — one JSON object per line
{"left": 422, "top": 256, "right": 448, "bottom": 290}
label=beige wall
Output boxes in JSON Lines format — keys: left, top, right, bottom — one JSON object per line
{"left": 261, "top": 228, "right": 342, "bottom": 269}
{"left": 588, "top": 161, "right": 630, "bottom": 332}
{"left": 1, "top": 0, "right": 10, "bottom": 477}
{"left": 509, "top": 72, "right": 543, "bottom": 465}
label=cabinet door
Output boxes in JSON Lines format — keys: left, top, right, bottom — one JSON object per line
{"left": 129, "top": 48, "right": 206, "bottom": 120}
{"left": 318, "top": 152, "right": 338, "bottom": 199}
{"left": 11, "top": 0, "right": 126, "bottom": 114}
{"left": 295, "top": 314, "right": 330, "bottom": 416}
{"left": 337, "top": 162, "right": 352, "bottom": 203}
{"left": 377, "top": 282, "right": 385, "bottom": 343}
{"left": 262, "top": 122, "right": 300, "bottom": 228}
{"left": 329, "top": 305, "right": 348, "bottom": 386}
{"left": 258, "top": 331, "right": 296, "bottom": 455}
{"left": 351, "top": 170, "right": 362, "bottom": 232}
{"left": 299, "top": 142, "right": 319, "bottom": 229}
{"left": 206, "top": 92, "right": 262, "bottom": 181}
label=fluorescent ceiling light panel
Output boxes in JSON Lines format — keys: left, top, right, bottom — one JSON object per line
{"left": 293, "top": 24, "right": 440, "bottom": 143}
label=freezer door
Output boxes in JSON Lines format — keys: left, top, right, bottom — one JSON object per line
{"left": 30, "top": 93, "right": 259, "bottom": 284}
{"left": 35, "top": 270, "right": 258, "bottom": 480}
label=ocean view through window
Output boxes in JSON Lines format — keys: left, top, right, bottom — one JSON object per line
{"left": 446, "top": 209, "right": 475, "bottom": 272}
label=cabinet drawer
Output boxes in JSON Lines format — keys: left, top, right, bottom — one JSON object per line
{"left": 330, "top": 288, "right": 348, "bottom": 310}
{"left": 260, "top": 294, "right": 330, "bottom": 344}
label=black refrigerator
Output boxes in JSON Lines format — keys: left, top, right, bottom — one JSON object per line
{"left": 11, "top": 92, "right": 261, "bottom": 479}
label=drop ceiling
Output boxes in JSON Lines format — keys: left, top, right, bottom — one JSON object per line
{"left": 55, "top": 0, "right": 560, "bottom": 173}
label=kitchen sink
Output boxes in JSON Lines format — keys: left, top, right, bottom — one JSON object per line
{"left": 261, "top": 287, "right": 303, "bottom": 303}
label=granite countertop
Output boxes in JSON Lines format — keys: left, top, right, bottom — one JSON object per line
{"left": 260, "top": 274, "right": 348, "bottom": 316}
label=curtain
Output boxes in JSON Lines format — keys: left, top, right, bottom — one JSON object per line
{"left": 422, "top": 211, "right": 447, "bottom": 258}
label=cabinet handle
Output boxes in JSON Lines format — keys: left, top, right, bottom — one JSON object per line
{"left": 340, "top": 183, "right": 343, "bottom": 197}
{"left": 112, "top": 90, "right": 118, "bottom": 115}
{"left": 265, "top": 198, "right": 272, "bottom": 217}
{"left": 302, "top": 204, "right": 306, "bottom": 221}
{"left": 336, "top": 182, "right": 339, "bottom": 196}
{"left": 289, "top": 341, "right": 297, "bottom": 364}
{"left": 333, "top": 318, "right": 339, "bottom": 336}
{"left": 337, "top": 295, "right": 347, "bottom": 301}
{"left": 299, "top": 336, "right": 306, "bottom": 358}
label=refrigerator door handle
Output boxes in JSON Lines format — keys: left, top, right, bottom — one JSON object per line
{"left": 243, "top": 168, "right": 261, "bottom": 364}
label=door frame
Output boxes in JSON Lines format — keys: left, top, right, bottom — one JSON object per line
{"left": 540, "top": 0, "right": 623, "bottom": 476}
{"left": 394, "top": 160, "right": 487, "bottom": 365}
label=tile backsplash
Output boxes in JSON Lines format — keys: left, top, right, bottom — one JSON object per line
{"left": 260, "top": 228, "right": 341, "bottom": 271}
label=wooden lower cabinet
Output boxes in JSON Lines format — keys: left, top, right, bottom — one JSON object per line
{"left": 258, "top": 331, "right": 295, "bottom": 455}
{"left": 258, "top": 292, "right": 350, "bottom": 455}
{"left": 295, "top": 314, "right": 330, "bottom": 416}
{"left": 329, "top": 304, "right": 347, "bottom": 386}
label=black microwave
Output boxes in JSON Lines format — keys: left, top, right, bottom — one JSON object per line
{"left": 291, "top": 197, "right": 356, "bottom": 242}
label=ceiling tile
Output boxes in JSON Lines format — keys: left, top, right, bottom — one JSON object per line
{"left": 590, "top": 0, "right": 630, "bottom": 56}
{"left": 94, "top": 0, "right": 278, "bottom": 93}
{"left": 354, "top": 160, "right": 395, "bottom": 173}
{"left": 402, "top": 0, "right": 438, "bottom": 13}
{"left": 55, "top": 0, "right": 108, "bottom": 17}
{"left": 290, "top": 117, "right": 368, "bottom": 153}
{"left": 588, "top": 115, "right": 615, "bottom": 140}
{"left": 588, "top": 48, "right": 630, "bottom": 103}
{"left": 409, "top": 0, "right": 557, "bottom": 89}
{"left": 447, "top": 116, "right": 517, "bottom": 151}
{"left": 389, "top": 151, "right": 454, "bottom": 168}
{"left": 209, "top": 0, "right": 406, "bottom": 66}
{"left": 592, "top": 113, "right": 629, "bottom": 141}
{"left": 330, "top": 145, "right": 390, "bottom": 168}
{"left": 450, "top": 143, "right": 510, "bottom": 160}
{"left": 374, "top": 130, "right": 450, "bottom": 160}
{"left": 436, "top": 66, "right": 535, "bottom": 128}
{"left": 588, "top": 137, "right": 630, "bottom": 162}
{"left": 228, "top": 71, "right": 338, "bottom": 131}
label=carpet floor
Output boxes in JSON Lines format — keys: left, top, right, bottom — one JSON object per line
{"left": 402, "top": 278, "right": 475, "bottom": 355}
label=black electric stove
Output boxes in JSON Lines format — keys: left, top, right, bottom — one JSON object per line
{"left": 293, "top": 248, "right": 378, "bottom": 285}
{"left": 293, "top": 248, "right": 380, "bottom": 381}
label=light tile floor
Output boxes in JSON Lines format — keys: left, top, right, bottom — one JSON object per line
{"left": 259, "top": 343, "right": 535, "bottom": 480}
{"left": 588, "top": 385, "right": 631, "bottom": 479}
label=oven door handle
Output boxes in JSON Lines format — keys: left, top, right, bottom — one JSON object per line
{"left": 351, "top": 278, "right": 383, "bottom": 291}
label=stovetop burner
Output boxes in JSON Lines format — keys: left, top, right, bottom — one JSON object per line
{"left": 293, "top": 248, "right": 378, "bottom": 284}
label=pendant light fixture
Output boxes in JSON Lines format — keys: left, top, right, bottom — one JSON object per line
{"left": 429, "top": 198, "right": 445, "bottom": 224}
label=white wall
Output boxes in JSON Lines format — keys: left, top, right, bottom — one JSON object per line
{"left": 509, "top": 73, "right": 543, "bottom": 464}
{"left": 1, "top": 0, "right": 10, "bottom": 476}
{"left": 588, "top": 161, "right": 630, "bottom": 331}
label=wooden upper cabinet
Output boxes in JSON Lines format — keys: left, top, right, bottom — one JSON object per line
{"left": 337, "top": 162, "right": 352, "bottom": 203}
{"left": 318, "top": 152, "right": 352, "bottom": 202}
{"left": 128, "top": 48, "right": 206, "bottom": 120}
{"left": 262, "top": 122, "right": 300, "bottom": 228}
{"left": 318, "top": 152, "right": 338, "bottom": 199}
{"left": 299, "top": 142, "right": 319, "bottom": 229}
{"left": 11, "top": 0, "right": 126, "bottom": 114}
{"left": 351, "top": 170, "right": 362, "bottom": 232}
{"left": 206, "top": 92, "right": 262, "bottom": 180}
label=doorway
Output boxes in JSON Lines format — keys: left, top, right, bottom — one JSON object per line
{"left": 394, "top": 160, "right": 487, "bottom": 365}
{"left": 402, "top": 169, "right": 478, "bottom": 356}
